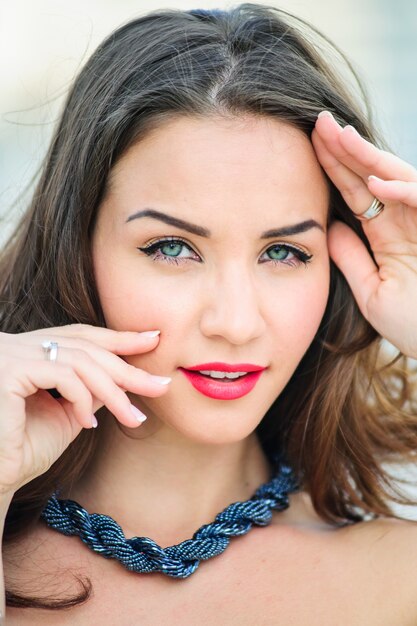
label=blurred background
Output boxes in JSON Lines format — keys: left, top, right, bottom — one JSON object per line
{"left": 1, "top": 0, "right": 416, "bottom": 235}
{"left": 1, "top": 0, "right": 417, "bottom": 518}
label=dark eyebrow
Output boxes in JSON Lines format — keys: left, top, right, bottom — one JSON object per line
{"left": 126, "top": 209, "right": 209, "bottom": 237}
{"left": 260, "top": 220, "right": 325, "bottom": 238}
{"left": 125, "top": 209, "right": 325, "bottom": 238}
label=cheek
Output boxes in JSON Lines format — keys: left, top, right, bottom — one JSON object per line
{"left": 266, "top": 266, "right": 330, "bottom": 358}
{"left": 95, "top": 257, "right": 196, "bottom": 334}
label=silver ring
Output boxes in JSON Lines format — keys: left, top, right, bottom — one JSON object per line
{"left": 356, "top": 197, "right": 385, "bottom": 222}
{"left": 42, "top": 340, "right": 59, "bottom": 362}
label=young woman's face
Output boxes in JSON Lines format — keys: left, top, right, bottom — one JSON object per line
{"left": 92, "top": 115, "right": 330, "bottom": 443}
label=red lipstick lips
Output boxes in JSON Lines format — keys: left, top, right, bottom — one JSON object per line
{"left": 179, "top": 362, "right": 266, "bottom": 400}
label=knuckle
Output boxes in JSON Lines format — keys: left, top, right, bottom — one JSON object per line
{"left": 0, "top": 358, "right": 28, "bottom": 385}
{"left": 67, "top": 323, "right": 90, "bottom": 337}
{"left": 0, "top": 370, "right": 19, "bottom": 393}
{"left": 66, "top": 347, "right": 95, "bottom": 366}
{"left": 101, "top": 385, "right": 124, "bottom": 410}
{"left": 69, "top": 346, "right": 88, "bottom": 360}
{"left": 118, "top": 388, "right": 130, "bottom": 407}
{"left": 53, "top": 361, "right": 77, "bottom": 380}
{"left": 114, "top": 376, "right": 130, "bottom": 398}
{"left": 78, "top": 385, "right": 93, "bottom": 403}
{"left": 126, "top": 362, "right": 146, "bottom": 379}
{"left": 56, "top": 362, "right": 74, "bottom": 378}
{"left": 117, "top": 366, "right": 135, "bottom": 389}
{"left": 71, "top": 337, "right": 93, "bottom": 350}
{"left": 58, "top": 367, "right": 87, "bottom": 395}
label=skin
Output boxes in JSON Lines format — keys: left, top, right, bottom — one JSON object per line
{"left": 313, "top": 111, "right": 417, "bottom": 359}
{"left": 62, "top": 109, "right": 417, "bottom": 565}
{"left": 5, "top": 113, "right": 417, "bottom": 624}
{"left": 69, "top": 115, "right": 331, "bottom": 545}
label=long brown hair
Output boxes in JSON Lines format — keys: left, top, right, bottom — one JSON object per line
{"left": 2, "top": 3, "right": 417, "bottom": 611}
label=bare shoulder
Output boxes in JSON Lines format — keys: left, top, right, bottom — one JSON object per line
{"left": 330, "top": 515, "right": 417, "bottom": 622}
{"left": 266, "top": 493, "right": 417, "bottom": 624}
{"left": 345, "top": 514, "right": 417, "bottom": 569}
{"left": 342, "top": 514, "right": 417, "bottom": 551}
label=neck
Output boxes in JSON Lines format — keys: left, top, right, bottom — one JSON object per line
{"left": 66, "top": 411, "right": 273, "bottom": 547}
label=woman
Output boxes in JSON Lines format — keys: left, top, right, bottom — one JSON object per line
{"left": 1, "top": 4, "right": 417, "bottom": 624}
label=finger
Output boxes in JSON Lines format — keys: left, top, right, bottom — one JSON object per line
{"left": 43, "top": 347, "right": 160, "bottom": 427}
{"left": 368, "top": 176, "right": 417, "bottom": 206}
{"left": 314, "top": 113, "right": 370, "bottom": 179}
{"left": 0, "top": 330, "right": 170, "bottom": 427}
{"left": 312, "top": 129, "right": 374, "bottom": 215}
{"left": 0, "top": 385, "right": 83, "bottom": 494}
{"left": 339, "top": 126, "right": 417, "bottom": 182}
{"left": 25, "top": 325, "right": 161, "bottom": 356}
{"left": 56, "top": 345, "right": 171, "bottom": 396}
{"left": 0, "top": 331, "right": 171, "bottom": 395}
{"left": 315, "top": 112, "right": 417, "bottom": 183}
{"left": 1, "top": 358, "right": 95, "bottom": 430}
{"left": 327, "top": 220, "right": 381, "bottom": 319}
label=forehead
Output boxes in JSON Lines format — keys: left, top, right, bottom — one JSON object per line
{"left": 105, "top": 115, "right": 329, "bottom": 226}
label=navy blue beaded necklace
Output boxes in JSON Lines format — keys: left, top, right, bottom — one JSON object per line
{"left": 40, "top": 455, "right": 299, "bottom": 579}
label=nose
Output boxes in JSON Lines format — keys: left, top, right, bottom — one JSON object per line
{"left": 199, "top": 264, "right": 266, "bottom": 345}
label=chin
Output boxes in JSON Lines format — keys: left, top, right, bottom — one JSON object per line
{"left": 134, "top": 394, "right": 269, "bottom": 443}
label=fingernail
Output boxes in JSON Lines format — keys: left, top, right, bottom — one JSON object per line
{"left": 130, "top": 405, "right": 147, "bottom": 422}
{"left": 139, "top": 330, "right": 160, "bottom": 337}
{"left": 368, "top": 174, "right": 381, "bottom": 182}
{"left": 149, "top": 375, "right": 172, "bottom": 385}
{"left": 344, "top": 125, "right": 358, "bottom": 134}
{"left": 91, "top": 415, "right": 98, "bottom": 428}
{"left": 317, "top": 110, "right": 334, "bottom": 119}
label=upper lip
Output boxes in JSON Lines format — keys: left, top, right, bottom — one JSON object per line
{"left": 181, "top": 362, "right": 267, "bottom": 372}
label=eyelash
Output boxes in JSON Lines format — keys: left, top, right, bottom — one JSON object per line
{"left": 137, "top": 237, "right": 313, "bottom": 268}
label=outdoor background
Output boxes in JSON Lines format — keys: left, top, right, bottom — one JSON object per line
{"left": 1, "top": 0, "right": 417, "bottom": 518}
{"left": 1, "top": 0, "right": 417, "bottom": 232}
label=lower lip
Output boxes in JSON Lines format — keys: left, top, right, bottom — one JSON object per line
{"left": 179, "top": 369, "right": 263, "bottom": 400}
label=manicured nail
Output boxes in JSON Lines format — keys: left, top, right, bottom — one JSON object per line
{"left": 317, "top": 110, "right": 334, "bottom": 119}
{"left": 139, "top": 330, "right": 160, "bottom": 337}
{"left": 149, "top": 375, "right": 172, "bottom": 385}
{"left": 91, "top": 415, "right": 98, "bottom": 428}
{"left": 130, "top": 405, "right": 147, "bottom": 422}
{"left": 344, "top": 125, "right": 358, "bottom": 134}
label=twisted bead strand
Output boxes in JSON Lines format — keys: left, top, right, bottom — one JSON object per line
{"left": 41, "top": 459, "right": 299, "bottom": 578}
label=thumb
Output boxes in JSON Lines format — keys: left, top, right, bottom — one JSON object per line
{"left": 328, "top": 220, "right": 380, "bottom": 319}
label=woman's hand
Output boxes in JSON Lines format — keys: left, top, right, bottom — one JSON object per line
{"left": 0, "top": 325, "right": 170, "bottom": 497}
{"left": 312, "top": 111, "right": 417, "bottom": 359}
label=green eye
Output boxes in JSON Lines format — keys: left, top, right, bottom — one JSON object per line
{"left": 267, "top": 246, "right": 291, "bottom": 261}
{"left": 261, "top": 244, "right": 313, "bottom": 268}
{"left": 138, "top": 239, "right": 313, "bottom": 269}
{"left": 138, "top": 238, "right": 200, "bottom": 265}
{"left": 160, "top": 242, "right": 183, "bottom": 257}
